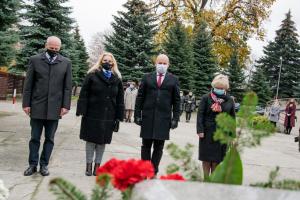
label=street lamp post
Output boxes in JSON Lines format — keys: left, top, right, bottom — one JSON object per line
{"left": 275, "top": 56, "right": 283, "bottom": 100}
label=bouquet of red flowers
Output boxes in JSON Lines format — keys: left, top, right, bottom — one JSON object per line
{"left": 97, "top": 158, "right": 155, "bottom": 191}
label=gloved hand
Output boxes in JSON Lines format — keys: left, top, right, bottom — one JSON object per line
{"left": 134, "top": 117, "right": 142, "bottom": 126}
{"left": 170, "top": 120, "right": 178, "bottom": 129}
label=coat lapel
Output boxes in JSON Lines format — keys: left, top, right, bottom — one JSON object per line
{"left": 40, "top": 53, "right": 62, "bottom": 65}
{"left": 160, "top": 72, "right": 170, "bottom": 88}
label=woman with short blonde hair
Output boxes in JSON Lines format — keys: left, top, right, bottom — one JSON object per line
{"left": 76, "top": 52, "right": 124, "bottom": 176}
{"left": 197, "top": 74, "right": 235, "bottom": 177}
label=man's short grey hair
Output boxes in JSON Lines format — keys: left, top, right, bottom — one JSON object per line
{"left": 46, "top": 36, "right": 61, "bottom": 45}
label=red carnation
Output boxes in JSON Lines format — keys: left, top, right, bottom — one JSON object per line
{"left": 96, "top": 158, "right": 155, "bottom": 191}
{"left": 96, "top": 158, "right": 123, "bottom": 175}
{"left": 111, "top": 159, "right": 155, "bottom": 191}
{"left": 160, "top": 173, "right": 186, "bottom": 181}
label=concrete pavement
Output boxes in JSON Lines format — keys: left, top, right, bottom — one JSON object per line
{"left": 0, "top": 100, "right": 300, "bottom": 200}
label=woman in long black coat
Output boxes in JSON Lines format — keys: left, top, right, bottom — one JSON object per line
{"left": 197, "top": 74, "right": 235, "bottom": 177}
{"left": 76, "top": 52, "right": 124, "bottom": 176}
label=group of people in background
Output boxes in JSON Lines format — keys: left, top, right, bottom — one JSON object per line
{"left": 22, "top": 36, "right": 297, "bottom": 180}
{"left": 180, "top": 91, "right": 197, "bottom": 122}
{"left": 268, "top": 98, "right": 297, "bottom": 135}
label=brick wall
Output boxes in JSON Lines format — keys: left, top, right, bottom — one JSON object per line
{"left": 0, "top": 72, "right": 25, "bottom": 100}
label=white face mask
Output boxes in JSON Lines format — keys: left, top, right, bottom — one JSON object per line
{"left": 156, "top": 64, "right": 168, "bottom": 74}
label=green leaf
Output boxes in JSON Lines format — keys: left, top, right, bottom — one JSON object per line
{"left": 49, "top": 178, "right": 87, "bottom": 200}
{"left": 208, "top": 147, "right": 243, "bottom": 185}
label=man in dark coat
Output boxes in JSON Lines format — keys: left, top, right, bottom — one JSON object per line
{"left": 22, "top": 36, "right": 72, "bottom": 176}
{"left": 134, "top": 54, "right": 181, "bottom": 174}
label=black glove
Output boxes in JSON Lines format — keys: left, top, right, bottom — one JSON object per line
{"left": 134, "top": 117, "right": 142, "bottom": 126}
{"left": 113, "top": 120, "right": 120, "bottom": 132}
{"left": 170, "top": 120, "right": 178, "bottom": 129}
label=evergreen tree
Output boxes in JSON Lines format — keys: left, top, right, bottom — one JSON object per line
{"left": 250, "top": 66, "right": 272, "bottom": 105}
{"left": 162, "top": 21, "right": 193, "bottom": 91}
{"left": 13, "top": 0, "right": 74, "bottom": 74}
{"left": 257, "top": 11, "right": 300, "bottom": 98}
{"left": 0, "top": 0, "right": 20, "bottom": 67}
{"left": 105, "top": 0, "right": 157, "bottom": 81}
{"left": 70, "top": 26, "right": 89, "bottom": 94}
{"left": 192, "top": 21, "right": 218, "bottom": 97}
{"left": 227, "top": 51, "right": 246, "bottom": 102}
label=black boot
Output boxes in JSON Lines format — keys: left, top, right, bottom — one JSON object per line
{"left": 85, "top": 163, "right": 92, "bottom": 176}
{"left": 93, "top": 163, "right": 100, "bottom": 176}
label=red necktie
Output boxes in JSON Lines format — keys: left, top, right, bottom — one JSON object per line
{"left": 157, "top": 73, "right": 163, "bottom": 87}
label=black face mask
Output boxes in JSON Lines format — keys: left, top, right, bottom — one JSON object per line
{"left": 46, "top": 49, "right": 58, "bottom": 58}
{"left": 102, "top": 62, "right": 112, "bottom": 70}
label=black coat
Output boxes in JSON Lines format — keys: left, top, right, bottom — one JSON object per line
{"left": 184, "top": 95, "right": 196, "bottom": 112}
{"left": 197, "top": 93, "right": 235, "bottom": 163}
{"left": 76, "top": 71, "right": 124, "bottom": 144}
{"left": 22, "top": 53, "right": 72, "bottom": 120}
{"left": 135, "top": 72, "right": 181, "bottom": 140}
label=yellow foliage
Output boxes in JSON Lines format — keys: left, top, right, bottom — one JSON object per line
{"left": 150, "top": 0, "right": 276, "bottom": 66}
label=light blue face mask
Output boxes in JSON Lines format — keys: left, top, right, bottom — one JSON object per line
{"left": 213, "top": 88, "right": 225, "bottom": 95}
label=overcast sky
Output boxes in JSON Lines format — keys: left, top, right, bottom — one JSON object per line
{"left": 68, "top": 0, "right": 300, "bottom": 59}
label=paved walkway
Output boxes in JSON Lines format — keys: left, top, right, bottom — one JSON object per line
{"left": 0, "top": 101, "right": 300, "bottom": 200}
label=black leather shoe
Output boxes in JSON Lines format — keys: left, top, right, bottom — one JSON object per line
{"left": 40, "top": 166, "right": 50, "bottom": 176}
{"left": 24, "top": 166, "right": 37, "bottom": 176}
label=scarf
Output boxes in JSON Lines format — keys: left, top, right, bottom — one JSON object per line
{"left": 210, "top": 92, "right": 225, "bottom": 113}
{"left": 102, "top": 69, "right": 112, "bottom": 79}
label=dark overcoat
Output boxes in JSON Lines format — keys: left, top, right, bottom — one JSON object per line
{"left": 134, "top": 72, "right": 181, "bottom": 140}
{"left": 284, "top": 103, "right": 296, "bottom": 127}
{"left": 185, "top": 95, "right": 196, "bottom": 112}
{"left": 76, "top": 71, "right": 124, "bottom": 144}
{"left": 22, "top": 53, "right": 72, "bottom": 120}
{"left": 197, "top": 93, "right": 235, "bottom": 163}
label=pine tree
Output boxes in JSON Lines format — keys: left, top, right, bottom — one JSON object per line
{"left": 70, "top": 26, "right": 89, "bottom": 94}
{"left": 0, "top": 0, "right": 20, "bottom": 67}
{"left": 192, "top": 21, "right": 218, "bottom": 97}
{"left": 105, "top": 0, "right": 157, "bottom": 81}
{"left": 162, "top": 21, "right": 193, "bottom": 91}
{"left": 257, "top": 11, "right": 300, "bottom": 98}
{"left": 227, "top": 51, "right": 246, "bottom": 102}
{"left": 250, "top": 66, "right": 272, "bottom": 106}
{"left": 12, "top": 0, "right": 74, "bottom": 74}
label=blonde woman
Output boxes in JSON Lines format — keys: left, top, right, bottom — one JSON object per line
{"left": 197, "top": 74, "right": 235, "bottom": 177}
{"left": 76, "top": 52, "right": 124, "bottom": 176}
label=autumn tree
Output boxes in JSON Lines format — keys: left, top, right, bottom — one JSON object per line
{"left": 149, "top": 0, "right": 276, "bottom": 66}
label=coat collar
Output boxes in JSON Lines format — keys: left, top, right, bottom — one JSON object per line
{"left": 41, "top": 52, "right": 63, "bottom": 65}
{"left": 95, "top": 70, "right": 118, "bottom": 84}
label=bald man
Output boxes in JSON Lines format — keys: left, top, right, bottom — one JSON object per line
{"left": 134, "top": 54, "right": 181, "bottom": 174}
{"left": 22, "top": 36, "right": 72, "bottom": 176}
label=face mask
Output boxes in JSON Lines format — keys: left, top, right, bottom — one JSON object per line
{"left": 213, "top": 88, "right": 225, "bottom": 95}
{"left": 130, "top": 84, "right": 134, "bottom": 89}
{"left": 156, "top": 64, "right": 168, "bottom": 74}
{"left": 102, "top": 62, "right": 112, "bottom": 70}
{"left": 46, "top": 49, "right": 58, "bottom": 58}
